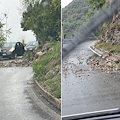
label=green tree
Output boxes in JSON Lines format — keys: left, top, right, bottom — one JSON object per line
{"left": 87, "top": 0, "right": 106, "bottom": 10}
{"left": 21, "top": 0, "right": 61, "bottom": 45}
{"left": 0, "top": 21, "right": 5, "bottom": 47}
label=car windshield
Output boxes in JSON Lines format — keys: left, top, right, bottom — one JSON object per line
{"left": 62, "top": 0, "right": 120, "bottom": 120}
{"left": 2, "top": 43, "right": 16, "bottom": 48}
{"left": 26, "top": 41, "right": 38, "bottom": 47}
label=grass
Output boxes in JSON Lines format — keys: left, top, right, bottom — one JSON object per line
{"left": 95, "top": 41, "right": 120, "bottom": 55}
{"left": 32, "top": 41, "right": 61, "bottom": 98}
{"left": 117, "top": 63, "right": 120, "bottom": 68}
{"left": 46, "top": 76, "right": 61, "bottom": 98}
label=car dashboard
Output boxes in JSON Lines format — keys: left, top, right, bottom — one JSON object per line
{"left": 62, "top": 108, "right": 120, "bottom": 120}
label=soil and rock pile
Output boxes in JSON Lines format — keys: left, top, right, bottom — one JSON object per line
{"left": 89, "top": 11, "right": 120, "bottom": 73}
{"left": 0, "top": 59, "right": 32, "bottom": 68}
{"left": 89, "top": 54, "right": 120, "bottom": 73}
{"left": 0, "top": 43, "right": 51, "bottom": 68}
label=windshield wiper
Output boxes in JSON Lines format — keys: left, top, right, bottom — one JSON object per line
{"left": 62, "top": 108, "right": 120, "bottom": 120}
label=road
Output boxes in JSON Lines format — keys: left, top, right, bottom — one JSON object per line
{"left": 62, "top": 40, "right": 120, "bottom": 117}
{"left": 0, "top": 66, "right": 60, "bottom": 120}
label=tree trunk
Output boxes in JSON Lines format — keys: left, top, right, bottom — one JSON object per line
{"left": 36, "top": 35, "right": 43, "bottom": 46}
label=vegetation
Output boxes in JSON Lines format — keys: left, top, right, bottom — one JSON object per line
{"left": 62, "top": 0, "right": 116, "bottom": 39}
{"left": 23, "top": 52, "right": 33, "bottom": 59}
{"left": 92, "top": 0, "right": 120, "bottom": 55}
{"left": 87, "top": 0, "right": 117, "bottom": 17}
{"left": 87, "top": 0, "right": 106, "bottom": 10}
{"left": 45, "top": 76, "right": 61, "bottom": 98}
{"left": 0, "top": 14, "right": 11, "bottom": 47}
{"left": 32, "top": 41, "right": 61, "bottom": 98}
{"left": 20, "top": 0, "right": 61, "bottom": 98}
{"left": 21, "top": 0, "right": 61, "bottom": 45}
{"left": 0, "top": 22, "right": 5, "bottom": 47}
{"left": 62, "top": 0, "right": 91, "bottom": 38}
{"left": 95, "top": 41, "right": 120, "bottom": 55}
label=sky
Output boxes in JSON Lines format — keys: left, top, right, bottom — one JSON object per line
{"left": 61, "top": 0, "right": 73, "bottom": 8}
{"left": 0, "top": 0, "right": 73, "bottom": 43}
{"left": 0, "top": 0, "right": 36, "bottom": 43}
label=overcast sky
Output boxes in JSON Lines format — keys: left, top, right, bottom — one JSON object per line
{"left": 61, "top": 0, "right": 73, "bottom": 8}
{"left": 0, "top": 0, "right": 73, "bottom": 43}
{"left": 0, "top": 0, "right": 36, "bottom": 43}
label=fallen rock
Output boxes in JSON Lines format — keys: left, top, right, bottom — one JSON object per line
{"left": 17, "top": 59, "right": 23, "bottom": 64}
{"left": 109, "top": 56, "right": 119, "bottom": 63}
{"left": 42, "top": 43, "right": 50, "bottom": 52}
{"left": 99, "top": 61, "right": 105, "bottom": 66}
{"left": 116, "top": 67, "right": 120, "bottom": 70}
{"left": 102, "top": 52, "right": 109, "bottom": 60}
{"left": 106, "top": 62, "right": 113, "bottom": 68}
{"left": 36, "top": 51, "right": 43, "bottom": 57}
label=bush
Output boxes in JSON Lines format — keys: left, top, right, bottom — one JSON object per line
{"left": 32, "top": 41, "right": 60, "bottom": 79}
{"left": 23, "top": 52, "right": 33, "bottom": 59}
{"left": 32, "top": 41, "right": 61, "bottom": 98}
{"left": 46, "top": 76, "right": 61, "bottom": 98}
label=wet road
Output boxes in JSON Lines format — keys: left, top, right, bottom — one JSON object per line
{"left": 0, "top": 67, "right": 60, "bottom": 120}
{"left": 0, "top": 56, "right": 23, "bottom": 63}
{"left": 62, "top": 40, "right": 120, "bottom": 116}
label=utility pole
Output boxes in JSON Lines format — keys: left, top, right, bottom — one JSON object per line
{"left": 4, "top": 13, "right": 7, "bottom": 42}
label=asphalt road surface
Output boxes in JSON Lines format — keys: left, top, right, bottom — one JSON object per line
{"left": 62, "top": 40, "right": 120, "bottom": 117}
{"left": 0, "top": 56, "right": 23, "bottom": 63}
{"left": 0, "top": 67, "right": 60, "bottom": 120}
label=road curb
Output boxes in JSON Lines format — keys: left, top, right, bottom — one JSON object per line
{"left": 34, "top": 79, "right": 61, "bottom": 110}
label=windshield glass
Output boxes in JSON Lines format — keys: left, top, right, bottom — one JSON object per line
{"left": 2, "top": 43, "right": 16, "bottom": 48}
{"left": 26, "top": 41, "right": 38, "bottom": 47}
{"left": 62, "top": 0, "right": 120, "bottom": 119}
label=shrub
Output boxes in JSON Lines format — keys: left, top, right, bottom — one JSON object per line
{"left": 23, "top": 52, "right": 32, "bottom": 59}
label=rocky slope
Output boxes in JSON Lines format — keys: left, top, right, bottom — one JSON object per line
{"left": 89, "top": 10, "right": 120, "bottom": 73}
{"left": 101, "top": 12, "right": 120, "bottom": 45}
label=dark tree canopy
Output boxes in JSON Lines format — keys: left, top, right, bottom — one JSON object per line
{"left": 21, "top": 0, "right": 61, "bottom": 45}
{"left": 62, "top": 0, "right": 91, "bottom": 38}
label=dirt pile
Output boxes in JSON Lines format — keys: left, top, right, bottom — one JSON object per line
{"left": 0, "top": 43, "right": 52, "bottom": 68}
{"left": 0, "top": 59, "right": 33, "bottom": 68}
{"left": 89, "top": 55, "right": 120, "bottom": 73}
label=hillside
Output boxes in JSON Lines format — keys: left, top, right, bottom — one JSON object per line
{"left": 32, "top": 42, "right": 61, "bottom": 99}
{"left": 62, "top": 0, "right": 91, "bottom": 38}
